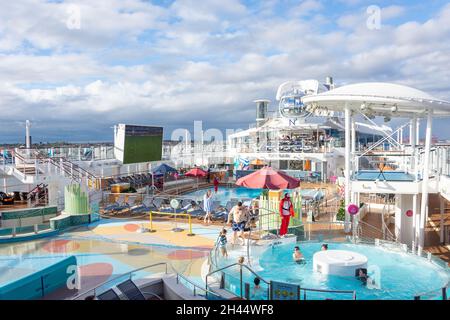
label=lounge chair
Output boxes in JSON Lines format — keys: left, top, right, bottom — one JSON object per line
{"left": 116, "top": 279, "right": 146, "bottom": 300}
{"left": 142, "top": 197, "right": 158, "bottom": 211}
{"left": 96, "top": 289, "right": 121, "bottom": 300}
{"left": 152, "top": 197, "right": 164, "bottom": 210}
{"left": 187, "top": 201, "right": 206, "bottom": 218}
{"left": 125, "top": 195, "right": 137, "bottom": 207}
{"left": 104, "top": 194, "right": 127, "bottom": 213}
{"left": 128, "top": 195, "right": 148, "bottom": 214}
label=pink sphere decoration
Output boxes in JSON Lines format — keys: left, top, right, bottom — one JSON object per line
{"left": 406, "top": 210, "right": 413, "bottom": 217}
{"left": 347, "top": 204, "right": 359, "bottom": 215}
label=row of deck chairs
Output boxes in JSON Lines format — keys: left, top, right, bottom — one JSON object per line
{"left": 96, "top": 279, "right": 162, "bottom": 300}
{"left": 104, "top": 173, "right": 157, "bottom": 190}
{"left": 103, "top": 194, "right": 256, "bottom": 222}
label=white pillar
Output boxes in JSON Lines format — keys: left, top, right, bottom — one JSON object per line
{"left": 418, "top": 110, "right": 433, "bottom": 254}
{"left": 410, "top": 116, "right": 417, "bottom": 179}
{"left": 412, "top": 194, "right": 418, "bottom": 251}
{"left": 344, "top": 105, "right": 351, "bottom": 232}
{"left": 416, "top": 118, "right": 420, "bottom": 145}
{"left": 440, "top": 196, "right": 445, "bottom": 244}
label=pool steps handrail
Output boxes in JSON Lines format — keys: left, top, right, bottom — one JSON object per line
{"left": 206, "top": 261, "right": 358, "bottom": 300}
{"left": 205, "top": 262, "right": 271, "bottom": 299}
{"left": 72, "top": 262, "right": 222, "bottom": 300}
{"left": 176, "top": 273, "right": 222, "bottom": 299}
{"left": 72, "top": 262, "right": 168, "bottom": 300}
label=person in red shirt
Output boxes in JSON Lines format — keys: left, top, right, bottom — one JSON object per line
{"left": 213, "top": 176, "right": 219, "bottom": 193}
{"left": 279, "top": 193, "right": 295, "bottom": 236}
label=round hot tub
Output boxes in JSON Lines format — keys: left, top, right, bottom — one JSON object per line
{"left": 313, "top": 250, "right": 368, "bottom": 277}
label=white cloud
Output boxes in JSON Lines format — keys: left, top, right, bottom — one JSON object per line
{"left": 0, "top": 0, "right": 449, "bottom": 141}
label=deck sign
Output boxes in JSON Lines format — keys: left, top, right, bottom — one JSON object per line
{"left": 270, "top": 280, "right": 300, "bottom": 300}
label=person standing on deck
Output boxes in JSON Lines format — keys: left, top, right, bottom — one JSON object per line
{"left": 213, "top": 176, "right": 219, "bottom": 193}
{"left": 227, "top": 202, "right": 248, "bottom": 245}
{"left": 203, "top": 190, "right": 213, "bottom": 225}
{"left": 279, "top": 193, "right": 295, "bottom": 236}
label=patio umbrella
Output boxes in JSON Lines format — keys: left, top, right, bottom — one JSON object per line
{"left": 185, "top": 168, "right": 207, "bottom": 177}
{"left": 235, "top": 166, "right": 300, "bottom": 190}
{"left": 185, "top": 168, "right": 207, "bottom": 189}
{"left": 152, "top": 163, "right": 177, "bottom": 175}
{"left": 151, "top": 164, "right": 177, "bottom": 190}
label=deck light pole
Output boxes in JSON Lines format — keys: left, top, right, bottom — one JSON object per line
{"left": 418, "top": 109, "right": 433, "bottom": 255}
{"left": 344, "top": 104, "right": 351, "bottom": 233}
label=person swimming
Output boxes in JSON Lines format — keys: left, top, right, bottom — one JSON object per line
{"left": 357, "top": 268, "right": 368, "bottom": 285}
{"left": 293, "top": 246, "right": 305, "bottom": 264}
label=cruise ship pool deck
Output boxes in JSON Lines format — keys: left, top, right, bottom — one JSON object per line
{"left": 0, "top": 219, "right": 223, "bottom": 299}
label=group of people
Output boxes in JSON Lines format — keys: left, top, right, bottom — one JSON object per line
{"left": 215, "top": 193, "right": 295, "bottom": 254}
{"left": 217, "top": 201, "right": 252, "bottom": 258}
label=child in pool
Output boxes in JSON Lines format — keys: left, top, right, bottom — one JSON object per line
{"left": 293, "top": 246, "right": 305, "bottom": 264}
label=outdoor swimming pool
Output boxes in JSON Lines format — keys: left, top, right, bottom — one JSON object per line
{"left": 214, "top": 241, "right": 449, "bottom": 300}
{"left": 0, "top": 219, "right": 216, "bottom": 299}
{"left": 354, "top": 170, "right": 415, "bottom": 181}
{"left": 185, "top": 187, "right": 324, "bottom": 205}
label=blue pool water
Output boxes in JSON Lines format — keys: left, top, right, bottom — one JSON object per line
{"left": 218, "top": 242, "right": 449, "bottom": 300}
{"left": 354, "top": 170, "right": 415, "bottom": 181}
{"left": 185, "top": 187, "right": 323, "bottom": 205}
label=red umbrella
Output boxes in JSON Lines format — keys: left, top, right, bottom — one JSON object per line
{"left": 236, "top": 167, "right": 300, "bottom": 189}
{"left": 185, "top": 168, "right": 207, "bottom": 177}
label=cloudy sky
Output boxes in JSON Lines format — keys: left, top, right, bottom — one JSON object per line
{"left": 0, "top": 0, "right": 450, "bottom": 143}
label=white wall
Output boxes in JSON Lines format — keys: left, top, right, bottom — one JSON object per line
{"left": 394, "top": 194, "right": 415, "bottom": 245}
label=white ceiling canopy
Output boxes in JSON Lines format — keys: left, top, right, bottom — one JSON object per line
{"left": 302, "top": 82, "right": 450, "bottom": 118}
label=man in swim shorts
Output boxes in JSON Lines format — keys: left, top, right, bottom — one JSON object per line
{"left": 227, "top": 202, "right": 248, "bottom": 245}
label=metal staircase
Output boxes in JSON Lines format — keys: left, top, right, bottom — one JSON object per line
{"left": 1, "top": 148, "right": 100, "bottom": 190}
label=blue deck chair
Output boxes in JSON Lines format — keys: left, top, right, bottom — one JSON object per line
{"left": 117, "top": 279, "right": 146, "bottom": 300}
{"left": 97, "top": 289, "right": 121, "bottom": 300}
{"left": 187, "top": 201, "right": 206, "bottom": 218}
{"left": 104, "top": 194, "right": 127, "bottom": 213}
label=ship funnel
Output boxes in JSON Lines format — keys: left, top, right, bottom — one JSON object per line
{"left": 254, "top": 99, "right": 270, "bottom": 127}
{"left": 25, "top": 120, "right": 32, "bottom": 149}
{"left": 325, "top": 76, "right": 334, "bottom": 90}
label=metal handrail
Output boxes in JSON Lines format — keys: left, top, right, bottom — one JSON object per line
{"left": 381, "top": 204, "right": 397, "bottom": 241}
{"left": 299, "top": 286, "right": 356, "bottom": 300}
{"left": 414, "top": 284, "right": 448, "bottom": 300}
{"left": 72, "top": 262, "right": 168, "bottom": 299}
{"left": 205, "top": 262, "right": 271, "bottom": 299}
{"left": 140, "top": 291, "right": 164, "bottom": 300}
{"left": 356, "top": 219, "right": 396, "bottom": 242}
{"left": 206, "top": 263, "right": 271, "bottom": 286}
{"left": 244, "top": 208, "right": 285, "bottom": 267}
{"left": 176, "top": 273, "right": 222, "bottom": 298}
